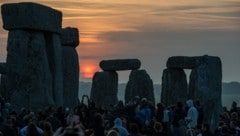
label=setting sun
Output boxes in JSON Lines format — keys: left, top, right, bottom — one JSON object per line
{"left": 81, "top": 63, "right": 98, "bottom": 79}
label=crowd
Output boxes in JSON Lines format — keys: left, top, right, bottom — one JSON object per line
{"left": 0, "top": 96, "right": 239, "bottom": 136}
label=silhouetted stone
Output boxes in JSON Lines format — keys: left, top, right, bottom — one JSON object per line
{"left": 0, "top": 63, "right": 6, "bottom": 74}
{"left": 61, "top": 27, "right": 80, "bottom": 107}
{"left": 100, "top": 59, "right": 141, "bottom": 71}
{"left": 163, "top": 55, "right": 222, "bottom": 132}
{"left": 1, "top": 2, "right": 62, "bottom": 33}
{"left": 0, "top": 75, "right": 8, "bottom": 98}
{"left": 6, "top": 30, "right": 55, "bottom": 110}
{"left": 45, "top": 33, "right": 63, "bottom": 107}
{"left": 161, "top": 68, "right": 188, "bottom": 106}
{"left": 90, "top": 71, "right": 118, "bottom": 109}
{"left": 0, "top": 63, "right": 7, "bottom": 99}
{"left": 61, "top": 27, "right": 79, "bottom": 47}
{"left": 189, "top": 56, "right": 222, "bottom": 132}
{"left": 125, "top": 69, "right": 155, "bottom": 104}
{"left": 167, "top": 56, "right": 204, "bottom": 69}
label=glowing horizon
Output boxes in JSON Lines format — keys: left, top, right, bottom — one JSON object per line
{"left": 0, "top": 0, "right": 240, "bottom": 82}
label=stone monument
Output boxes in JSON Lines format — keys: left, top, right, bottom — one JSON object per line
{"left": 91, "top": 59, "right": 155, "bottom": 108}
{"left": 162, "top": 55, "right": 222, "bottom": 131}
{"left": 1, "top": 2, "right": 63, "bottom": 109}
{"left": 61, "top": 27, "right": 80, "bottom": 108}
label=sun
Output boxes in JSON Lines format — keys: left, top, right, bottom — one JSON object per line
{"left": 81, "top": 64, "right": 98, "bottom": 79}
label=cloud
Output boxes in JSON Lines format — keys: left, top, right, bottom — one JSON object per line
{"left": 171, "top": 5, "right": 212, "bottom": 11}
{"left": 222, "top": 1, "right": 240, "bottom": 8}
{"left": 99, "top": 30, "right": 240, "bottom": 47}
{"left": 94, "top": 29, "right": 240, "bottom": 82}
{"left": 1, "top": 0, "right": 240, "bottom": 82}
{"left": 195, "top": 11, "right": 240, "bottom": 18}
{"left": 96, "top": 29, "right": 240, "bottom": 62}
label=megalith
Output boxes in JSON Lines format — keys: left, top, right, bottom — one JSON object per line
{"left": 189, "top": 56, "right": 222, "bottom": 131}
{"left": 90, "top": 71, "right": 118, "bottom": 109}
{"left": 45, "top": 33, "right": 63, "bottom": 107}
{"left": 167, "top": 56, "right": 202, "bottom": 69}
{"left": 125, "top": 70, "right": 155, "bottom": 104}
{"left": 1, "top": 2, "right": 62, "bottom": 33}
{"left": 61, "top": 27, "right": 80, "bottom": 108}
{"left": 161, "top": 68, "right": 188, "bottom": 106}
{"left": 0, "top": 75, "right": 7, "bottom": 98}
{"left": 0, "top": 63, "right": 6, "bottom": 74}
{"left": 164, "top": 55, "right": 222, "bottom": 132}
{"left": 1, "top": 2, "right": 62, "bottom": 109}
{"left": 100, "top": 59, "right": 141, "bottom": 71}
{"left": 5, "top": 30, "right": 55, "bottom": 109}
{"left": 0, "top": 63, "right": 7, "bottom": 98}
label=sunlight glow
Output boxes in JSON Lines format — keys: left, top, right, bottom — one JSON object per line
{"left": 0, "top": 0, "right": 239, "bottom": 82}
{"left": 81, "top": 63, "right": 98, "bottom": 79}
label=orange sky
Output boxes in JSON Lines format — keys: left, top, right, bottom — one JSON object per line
{"left": 0, "top": 0, "right": 240, "bottom": 83}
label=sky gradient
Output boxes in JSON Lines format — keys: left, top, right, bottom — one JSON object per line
{"left": 0, "top": 0, "right": 240, "bottom": 83}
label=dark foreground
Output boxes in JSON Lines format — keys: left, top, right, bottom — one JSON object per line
{"left": 0, "top": 97, "right": 239, "bottom": 136}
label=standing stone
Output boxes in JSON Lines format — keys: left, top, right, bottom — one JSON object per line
{"left": 45, "top": 33, "right": 63, "bottom": 107}
{"left": 61, "top": 27, "right": 79, "bottom": 47}
{"left": 100, "top": 59, "right": 141, "bottom": 71}
{"left": 0, "top": 75, "right": 8, "bottom": 98}
{"left": 189, "top": 56, "right": 222, "bottom": 132}
{"left": 1, "top": 2, "right": 62, "bottom": 33}
{"left": 165, "top": 55, "right": 222, "bottom": 132}
{"left": 1, "top": 2, "right": 63, "bottom": 109}
{"left": 61, "top": 27, "right": 79, "bottom": 108}
{"left": 161, "top": 68, "right": 188, "bottom": 106}
{"left": 5, "top": 30, "right": 54, "bottom": 110}
{"left": 90, "top": 71, "right": 118, "bottom": 109}
{"left": 125, "top": 70, "right": 155, "bottom": 104}
{"left": 0, "top": 63, "right": 7, "bottom": 96}
{"left": 0, "top": 63, "right": 6, "bottom": 74}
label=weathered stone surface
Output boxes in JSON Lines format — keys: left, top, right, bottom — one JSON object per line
{"left": 161, "top": 68, "right": 188, "bottom": 106}
{"left": 90, "top": 71, "right": 118, "bottom": 109}
{"left": 45, "top": 33, "right": 63, "bottom": 107}
{"left": 1, "top": 2, "right": 62, "bottom": 33}
{"left": 62, "top": 46, "right": 79, "bottom": 108}
{"left": 61, "top": 27, "right": 79, "bottom": 47}
{"left": 164, "top": 55, "right": 222, "bottom": 132}
{"left": 100, "top": 59, "right": 141, "bottom": 71}
{"left": 6, "top": 30, "right": 54, "bottom": 110}
{"left": 189, "top": 56, "right": 222, "bottom": 132}
{"left": 167, "top": 56, "right": 205, "bottom": 69}
{"left": 0, "top": 63, "right": 6, "bottom": 74}
{"left": 0, "top": 75, "right": 8, "bottom": 98}
{"left": 125, "top": 70, "right": 155, "bottom": 104}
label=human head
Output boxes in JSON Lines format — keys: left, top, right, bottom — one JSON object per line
{"left": 186, "top": 99, "right": 194, "bottom": 108}
{"left": 44, "top": 121, "right": 53, "bottom": 132}
{"left": 114, "top": 118, "right": 122, "bottom": 127}
{"left": 106, "top": 129, "right": 120, "bottom": 136}
{"left": 154, "top": 122, "right": 163, "bottom": 132}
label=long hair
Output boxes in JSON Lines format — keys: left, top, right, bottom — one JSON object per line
{"left": 26, "top": 122, "right": 39, "bottom": 136}
{"left": 43, "top": 121, "right": 53, "bottom": 136}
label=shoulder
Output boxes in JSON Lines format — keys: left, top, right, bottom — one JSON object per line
{"left": 20, "top": 126, "right": 28, "bottom": 132}
{"left": 37, "top": 127, "right": 43, "bottom": 134}
{"left": 20, "top": 126, "right": 28, "bottom": 136}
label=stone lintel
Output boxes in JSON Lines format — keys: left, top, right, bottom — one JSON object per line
{"left": 1, "top": 2, "right": 62, "bottom": 33}
{"left": 167, "top": 55, "right": 220, "bottom": 69}
{"left": 100, "top": 59, "right": 141, "bottom": 71}
{"left": 61, "top": 27, "right": 79, "bottom": 47}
